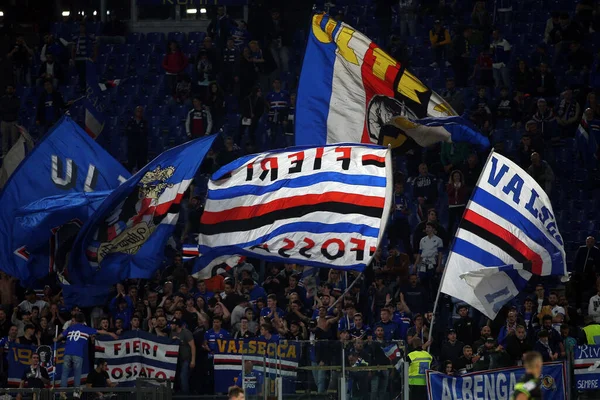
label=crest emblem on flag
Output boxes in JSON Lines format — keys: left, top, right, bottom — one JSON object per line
{"left": 86, "top": 165, "right": 177, "bottom": 267}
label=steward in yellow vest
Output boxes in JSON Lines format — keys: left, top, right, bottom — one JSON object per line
{"left": 407, "top": 337, "right": 432, "bottom": 400}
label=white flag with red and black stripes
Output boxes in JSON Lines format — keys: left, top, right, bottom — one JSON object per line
{"left": 440, "top": 151, "right": 567, "bottom": 319}
{"left": 194, "top": 144, "right": 393, "bottom": 274}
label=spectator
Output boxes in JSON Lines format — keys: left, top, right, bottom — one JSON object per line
{"left": 471, "top": 1, "right": 492, "bottom": 45}
{"left": 231, "top": 21, "right": 250, "bottom": 49}
{"left": 71, "top": 23, "right": 97, "bottom": 91}
{"left": 473, "top": 337, "right": 509, "bottom": 371}
{"left": 490, "top": 29, "right": 511, "bottom": 88}
{"left": 532, "top": 62, "right": 556, "bottom": 97}
{"left": 554, "top": 13, "right": 584, "bottom": 60}
{"left": 18, "top": 290, "right": 47, "bottom": 314}
{"left": 239, "top": 47, "right": 259, "bottom": 100}
{"left": 538, "top": 315, "right": 564, "bottom": 356}
{"left": 455, "top": 345, "right": 479, "bottom": 374}
{"left": 560, "top": 324, "right": 577, "bottom": 360}
{"left": 494, "top": 87, "right": 518, "bottom": 125}
{"left": 588, "top": 282, "right": 600, "bottom": 323}
{"left": 17, "top": 353, "right": 49, "bottom": 392}
{"left": 441, "top": 141, "right": 469, "bottom": 175}
{"left": 513, "top": 60, "right": 534, "bottom": 94}
{"left": 196, "top": 50, "right": 215, "bottom": 99}
{"left": 56, "top": 313, "right": 117, "bottom": 392}
{"left": 429, "top": 20, "right": 452, "bottom": 67}
{"left": 497, "top": 309, "right": 520, "bottom": 346}
{"left": 517, "top": 132, "right": 540, "bottom": 169}
{"left": 228, "top": 386, "right": 245, "bottom": 400}
{"left": 17, "top": 324, "right": 39, "bottom": 346}
{"left": 86, "top": 359, "right": 116, "bottom": 395}
{"left": 527, "top": 152, "right": 554, "bottom": 194}
{"left": 125, "top": 106, "right": 148, "bottom": 172}
{"left": 170, "top": 318, "right": 195, "bottom": 394}
{"left": 441, "top": 360, "right": 455, "bottom": 375}
{"left": 207, "top": 6, "right": 233, "bottom": 49}
{"left": 469, "top": 86, "right": 493, "bottom": 131}
{"left": 248, "top": 41, "right": 268, "bottom": 90}
{"left": 407, "top": 313, "right": 429, "bottom": 345}
{"left": 40, "top": 34, "right": 67, "bottom": 64}
{"left": 574, "top": 236, "right": 600, "bottom": 307}
{"left": 388, "top": 180, "right": 413, "bottom": 258}
{"left": 186, "top": 96, "right": 213, "bottom": 138}
{"left": 413, "top": 209, "right": 448, "bottom": 251}
{"left": 473, "top": 325, "right": 492, "bottom": 350}
{"left": 454, "top": 304, "right": 477, "bottom": 346}
{"left": 532, "top": 98, "right": 558, "bottom": 142}
{"left": 36, "top": 80, "right": 70, "bottom": 133}
{"left": 505, "top": 325, "right": 532, "bottom": 366}
{"left": 36, "top": 53, "right": 63, "bottom": 88}
{"left": 567, "top": 41, "right": 593, "bottom": 81}
{"left": 235, "top": 360, "right": 264, "bottom": 396}
{"left": 0, "top": 83, "right": 20, "bottom": 157}
{"left": 585, "top": 91, "right": 600, "bottom": 116}
{"left": 207, "top": 82, "right": 226, "bottom": 129}
{"left": 412, "top": 163, "right": 438, "bottom": 213}
{"left": 266, "top": 79, "right": 290, "bottom": 126}
{"left": 441, "top": 77, "right": 465, "bottom": 115}
{"left": 452, "top": 27, "right": 472, "bottom": 87}
{"left": 460, "top": 153, "right": 482, "bottom": 194}
{"left": 544, "top": 11, "right": 561, "bottom": 44}
{"left": 533, "top": 330, "right": 558, "bottom": 362}
{"left": 162, "top": 41, "right": 189, "bottom": 96}
{"left": 471, "top": 49, "right": 494, "bottom": 89}
{"left": 530, "top": 43, "right": 550, "bottom": 67}
{"left": 265, "top": 8, "right": 290, "bottom": 73}
{"left": 446, "top": 170, "right": 467, "bottom": 234}
{"left": 109, "top": 290, "right": 134, "bottom": 330}
{"left": 221, "top": 38, "right": 239, "bottom": 93}
{"left": 556, "top": 87, "right": 581, "bottom": 136}
{"left": 440, "top": 329, "right": 464, "bottom": 366}
{"left": 7, "top": 36, "right": 33, "bottom": 87}
{"left": 172, "top": 73, "right": 192, "bottom": 107}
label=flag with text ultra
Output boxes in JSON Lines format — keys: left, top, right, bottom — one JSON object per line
{"left": 0, "top": 116, "right": 129, "bottom": 284}
{"left": 439, "top": 152, "right": 567, "bottom": 318}
{"left": 296, "top": 13, "right": 489, "bottom": 152}
{"left": 196, "top": 144, "right": 393, "bottom": 272}
{"left": 68, "top": 134, "right": 217, "bottom": 286}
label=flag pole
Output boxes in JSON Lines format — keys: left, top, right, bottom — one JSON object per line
{"left": 428, "top": 149, "right": 495, "bottom": 342}
{"left": 52, "top": 325, "right": 58, "bottom": 388}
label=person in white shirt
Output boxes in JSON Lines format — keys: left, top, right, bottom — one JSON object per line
{"left": 18, "top": 290, "right": 49, "bottom": 314}
{"left": 588, "top": 286, "right": 600, "bottom": 324}
{"left": 547, "top": 291, "right": 565, "bottom": 332}
{"left": 414, "top": 222, "right": 443, "bottom": 292}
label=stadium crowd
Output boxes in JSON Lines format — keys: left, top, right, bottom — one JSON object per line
{"left": 1, "top": 0, "right": 600, "bottom": 398}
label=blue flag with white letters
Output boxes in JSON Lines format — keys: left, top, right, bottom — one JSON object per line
{"left": 69, "top": 134, "right": 218, "bottom": 286}
{"left": 0, "top": 116, "right": 130, "bottom": 285}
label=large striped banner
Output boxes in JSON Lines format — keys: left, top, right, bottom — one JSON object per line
{"left": 440, "top": 151, "right": 567, "bottom": 319}
{"left": 213, "top": 339, "right": 301, "bottom": 394}
{"left": 195, "top": 144, "right": 393, "bottom": 274}
{"left": 94, "top": 331, "right": 179, "bottom": 386}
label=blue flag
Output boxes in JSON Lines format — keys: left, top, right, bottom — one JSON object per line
{"left": 69, "top": 134, "right": 218, "bottom": 286}
{"left": 0, "top": 116, "right": 130, "bottom": 284}
{"left": 84, "top": 60, "right": 107, "bottom": 139}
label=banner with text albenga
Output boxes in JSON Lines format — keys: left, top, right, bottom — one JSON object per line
{"left": 213, "top": 339, "right": 301, "bottom": 394}
{"left": 426, "top": 362, "right": 566, "bottom": 400}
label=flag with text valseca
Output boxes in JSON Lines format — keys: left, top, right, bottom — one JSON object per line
{"left": 197, "top": 144, "right": 393, "bottom": 272}
{"left": 94, "top": 331, "right": 179, "bottom": 386}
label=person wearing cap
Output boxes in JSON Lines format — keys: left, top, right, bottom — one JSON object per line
{"left": 454, "top": 304, "right": 476, "bottom": 346}
{"left": 533, "top": 330, "right": 557, "bottom": 362}
{"left": 170, "top": 318, "right": 196, "bottom": 394}
{"left": 18, "top": 289, "right": 49, "bottom": 314}
{"left": 473, "top": 337, "right": 501, "bottom": 371}
{"left": 440, "top": 329, "right": 464, "bottom": 366}
{"left": 17, "top": 324, "right": 39, "bottom": 346}
{"left": 407, "top": 337, "right": 432, "bottom": 400}
{"left": 429, "top": 20, "right": 451, "bottom": 68}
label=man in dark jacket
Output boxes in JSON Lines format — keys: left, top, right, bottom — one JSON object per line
{"left": 36, "top": 80, "right": 69, "bottom": 133}
{"left": 126, "top": 106, "right": 148, "bottom": 172}
{"left": 505, "top": 325, "right": 532, "bottom": 366}
{"left": 454, "top": 304, "right": 477, "bottom": 346}
{"left": 0, "top": 84, "right": 20, "bottom": 157}
{"left": 440, "top": 329, "right": 464, "bottom": 366}
{"left": 573, "top": 236, "right": 600, "bottom": 308}
{"left": 452, "top": 27, "right": 472, "bottom": 87}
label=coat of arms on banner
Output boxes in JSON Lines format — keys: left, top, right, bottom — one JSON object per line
{"left": 86, "top": 165, "right": 176, "bottom": 268}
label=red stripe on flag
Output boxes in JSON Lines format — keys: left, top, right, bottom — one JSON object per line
{"left": 463, "top": 209, "right": 544, "bottom": 275}
{"left": 362, "top": 154, "right": 386, "bottom": 163}
{"left": 201, "top": 192, "right": 386, "bottom": 225}
{"left": 154, "top": 192, "right": 186, "bottom": 215}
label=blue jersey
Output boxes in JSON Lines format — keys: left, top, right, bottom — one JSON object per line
{"left": 260, "top": 307, "right": 285, "bottom": 319}
{"left": 266, "top": 90, "right": 290, "bottom": 116}
{"left": 375, "top": 321, "right": 399, "bottom": 341}
{"left": 62, "top": 323, "right": 97, "bottom": 358}
{"left": 259, "top": 334, "right": 280, "bottom": 344}
{"left": 204, "top": 329, "right": 231, "bottom": 352}
{"left": 392, "top": 311, "right": 412, "bottom": 341}
{"left": 236, "top": 371, "right": 264, "bottom": 396}
{"left": 0, "top": 336, "right": 15, "bottom": 360}
{"left": 338, "top": 316, "right": 355, "bottom": 332}
{"left": 393, "top": 193, "right": 410, "bottom": 220}
{"left": 249, "top": 286, "right": 267, "bottom": 302}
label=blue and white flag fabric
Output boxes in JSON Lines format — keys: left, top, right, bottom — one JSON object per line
{"left": 296, "top": 13, "right": 490, "bottom": 152}
{"left": 426, "top": 362, "right": 567, "bottom": 400}
{"left": 197, "top": 144, "right": 393, "bottom": 272}
{"left": 0, "top": 116, "right": 129, "bottom": 284}
{"left": 383, "top": 343, "right": 404, "bottom": 371}
{"left": 439, "top": 152, "right": 567, "bottom": 318}
{"left": 0, "top": 125, "right": 34, "bottom": 188}
{"left": 84, "top": 60, "right": 107, "bottom": 139}
{"left": 94, "top": 330, "right": 179, "bottom": 386}
{"left": 574, "top": 344, "right": 600, "bottom": 391}
{"left": 69, "top": 134, "right": 217, "bottom": 286}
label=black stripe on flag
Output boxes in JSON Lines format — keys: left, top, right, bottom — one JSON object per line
{"left": 460, "top": 219, "right": 533, "bottom": 270}
{"left": 200, "top": 203, "right": 384, "bottom": 235}
{"left": 362, "top": 159, "right": 386, "bottom": 168}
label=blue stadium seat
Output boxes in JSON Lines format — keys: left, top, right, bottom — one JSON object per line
{"left": 126, "top": 32, "right": 144, "bottom": 44}
{"left": 146, "top": 32, "right": 166, "bottom": 44}
{"left": 167, "top": 32, "right": 186, "bottom": 44}
{"left": 188, "top": 32, "right": 206, "bottom": 44}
